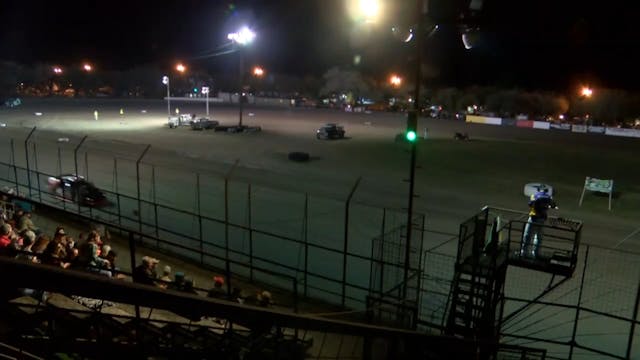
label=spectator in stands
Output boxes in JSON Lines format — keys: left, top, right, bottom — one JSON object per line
{"left": 11, "top": 207, "right": 24, "bottom": 226}
{"left": 13, "top": 230, "right": 46, "bottom": 301}
{"left": 42, "top": 232, "right": 70, "bottom": 269}
{"left": 169, "top": 271, "right": 185, "bottom": 291}
{"left": 100, "top": 244, "right": 111, "bottom": 259}
{"left": 207, "top": 276, "right": 227, "bottom": 299}
{"left": 64, "top": 236, "right": 78, "bottom": 263}
{"left": 90, "top": 223, "right": 110, "bottom": 243}
{"left": 16, "top": 211, "right": 39, "bottom": 235}
{"left": 158, "top": 265, "right": 172, "bottom": 289}
{"left": 0, "top": 223, "right": 14, "bottom": 255}
{"left": 75, "top": 230, "right": 111, "bottom": 276}
{"left": 32, "top": 234, "right": 50, "bottom": 254}
{"left": 8, "top": 226, "right": 24, "bottom": 253}
{"left": 132, "top": 256, "right": 160, "bottom": 286}
{"left": 230, "top": 287, "right": 243, "bottom": 303}
{"left": 174, "top": 276, "right": 204, "bottom": 322}
{"left": 105, "top": 250, "right": 124, "bottom": 279}
{"left": 53, "top": 226, "right": 65, "bottom": 240}
{"left": 244, "top": 290, "right": 273, "bottom": 308}
{"left": 182, "top": 278, "right": 199, "bottom": 295}
{"left": 16, "top": 230, "right": 38, "bottom": 263}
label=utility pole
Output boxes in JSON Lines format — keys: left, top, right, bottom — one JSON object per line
{"left": 403, "top": 0, "right": 426, "bottom": 302}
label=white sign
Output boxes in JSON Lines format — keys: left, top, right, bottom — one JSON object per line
{"left": 587, "top": 126, "right": 605, "bottom": 134}
{"left": 579, "top": 176, "right": 614, "bottom": 210}
{"left": 533, "top": 121, "right": 550, "bottom": 130}
{"left": 201, "top": 86, "right": 209, "bottom": 94}
{"left": 162, "top": 76, "right": 169, "bottom": 85}
{"left": 605, "top": 127, "right": 640, "bottom": 138}
{"left": 571, "top": 125, "right": 587, "bottom": 133}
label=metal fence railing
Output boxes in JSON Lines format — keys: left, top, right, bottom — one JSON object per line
{"left": 0, "top": 127, "right": 420, "bottom": 311}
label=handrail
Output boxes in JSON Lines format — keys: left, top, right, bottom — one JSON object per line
{"left": 0, "top": 256, "right": 472, "bottom": 345}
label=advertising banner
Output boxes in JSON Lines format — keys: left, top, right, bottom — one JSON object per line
{"left": 533, "top": 121, "right": 550, "bottom": 130}
{"left": 516, "top": 120, "right": 534, "bottom": 128}
{"left": 587, "top": 126, "right": 606, "bottom": 134}
{"left": 550, "top": 123, "right": 571, "bottom": 130}
{"left": 501, "top": 118, "right": 517, "bottom": 126}
{"left": 604, "top": 127, "right": 640, "bottom": 138}
{"left": 571, "top": 125, "right": 587, "bottom": 133}
{"left": 466, "top": 115, "right": 502, "bottom": 125}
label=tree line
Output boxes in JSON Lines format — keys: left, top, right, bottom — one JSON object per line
{"left": 1, "top": 61, "right": 638, "bottom": 125}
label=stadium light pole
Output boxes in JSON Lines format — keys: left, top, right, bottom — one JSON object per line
{"left": 202, "top": 86, "right": 210, "bottom": 116}
{"left": 402, "top": 0, "right": 426, "bottom": 302}
{"left": 228, "top": 26, "right": 256, "bottom": 128}
{"left": 162, "top": 76, "right": 170, "bottom": 117}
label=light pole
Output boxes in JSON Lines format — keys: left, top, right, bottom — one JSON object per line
{"left": 579, "top": 86, "right": 594, "bottom": 125}
{"left": 162, "top": 76, "right": 171, "bottom": 117}
{"left": 202, "top": 86, "right": 210, "bottom": 116}
{"left": 228, "top": 26, "right": 256, "bottom": 128}
{"left": 403, "top": 0, "right": 426, "bottom": 301}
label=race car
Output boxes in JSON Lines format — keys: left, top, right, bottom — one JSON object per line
{"left": 316, "top": 123, "right": 345, "bottom": 140}
{"left": 3, "top": 97, "right": 22, "bottom": 108}
{"left": 47, "top": 174, "right": 109, "bottom": 207}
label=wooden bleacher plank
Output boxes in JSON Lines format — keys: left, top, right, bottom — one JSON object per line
{"left": 9, "top": 296, "right": 43, "bottom": 315}
{"left": 98, "top": 305, "right": 133, "bottom": 325}
{"left": 45, "top": 293, "right": 91, "bottom": 319}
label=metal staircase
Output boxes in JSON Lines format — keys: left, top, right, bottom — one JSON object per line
{"left": 446, "top": 208, "right": 507, "bottom": 344}
{"left": 444, "top": 206, "right": 582, "bottom": 358}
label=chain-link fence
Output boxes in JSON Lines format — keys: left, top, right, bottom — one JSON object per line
{"left": 0, "top": 127, "right": 417, "bottom": 310}
{"left": 412, "top": 206, "right": 640, "bottom": 359}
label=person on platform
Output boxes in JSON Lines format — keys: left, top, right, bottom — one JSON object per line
{"left": 521, "top": 188, "right": 557, "bottom": 258}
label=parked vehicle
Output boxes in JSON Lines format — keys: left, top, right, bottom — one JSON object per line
{"left": 168, "top": 114, "right": 195, "bottom": 128}
{"left": 191, "top": 118, "right": 219, "bottom": 130}
{"left": 316, "top": 123, "right": 345, "bottom": 140}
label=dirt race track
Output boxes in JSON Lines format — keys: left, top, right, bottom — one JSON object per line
{"left": 1, "top": 98, "right": 638, "bottom": 252}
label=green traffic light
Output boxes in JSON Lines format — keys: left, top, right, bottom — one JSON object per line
{"left": 406, "top": 130, "right": 417, "bottom": 142}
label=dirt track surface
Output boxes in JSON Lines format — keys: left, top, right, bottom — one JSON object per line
{"left": 1, "top": 98, "right": 639, "bottom": 252}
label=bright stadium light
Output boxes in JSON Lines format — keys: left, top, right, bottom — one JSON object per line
{"left": 253, "top": 66, "right": 265, "bottom": 77}
{"left": 227, "top": 26, "right": 257, "bottom": 129}
{"left": 347, "top": 0, "right": 382, "bottom": 23}
{"left": 581, "top": 86, "right": 593, "bottom": 98}
{"left": 83, "top": 63, "right": 92, "bottom": 72}
{"left": 389, "top": 74, "right": 402, "bottom": 87}
{"left": 227, "top": 26, "right": 256, "bottom": 45}
{"left": 176, "top": 63, "right": 186, "bottom": 73}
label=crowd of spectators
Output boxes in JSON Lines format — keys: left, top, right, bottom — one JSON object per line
{"left": 0, "top": 202, "right": 277, "bottom": 315}
{"left": 0, "top": 207, "right": 120, "bottom": 278}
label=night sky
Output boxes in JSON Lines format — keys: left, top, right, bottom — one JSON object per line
{"left": 1, "top": 0, "right": 638, "bottom": 91}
